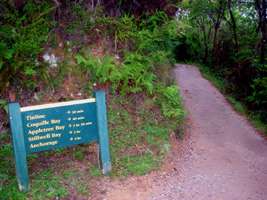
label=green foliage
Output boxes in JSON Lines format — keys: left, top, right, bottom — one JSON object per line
{"left": 150, "top": 51, "right": 171, "bottom": 67}
{"left": 0, "top": 99, "right": 8, "bottom": 114}
{"left": 197, "top": 63, "right": 226, "bottom": 92}
{"left": 248, "top": 76, "right": 267, "bottom": 123}
{"left": 0, "top": 179, "right": 27, "bottom": 200}
{"left": 121, "top": 52, "right": 155, "bottom": 95}
{"left": 0, "top": 141, "right": 18, "bottom": 199}
{"left": 176, "top": 1, "right": 267, "bottom": 129}
{"left": 0, "top": 143, "right": 27, "bottom": 200}
{"left": 75, "top": 12, "right": 186, "bottom": 96}
{"left": 119, "top": 153, "right": 158, "bottom": 176}
{"left": 136, "top": 18, "right": 182, "bottom": 59}
{"left": 227, "top": 96, "right": 247, "bottom": 114}
{"left": 141, "top": 11, "right": 169, "bottom": 31}
{"left": 156, "top": 85, "right": 185, "bottom": 120}
{"left": 61, "top": 169, "right": 90, "bottom": 196}
{"left": 144, "top": 125, "right": 169, "bottom": 143}
{"left": 102, "top": 0, "right": 173, "bottom": 16}
{"left": 0, "top": 7, "right": 186, "bottom": 198}
{"left": 0, "top": 1, "right": 54, "bottom": 90}
{"left": 30, "top": 170, "right": 68, "bottom": 199}
{"left": 73, "top": 149, "right": 85, "bottom": 161}
{"left": 62, "top": 170, "right": 76, "bottom": 179}
{"left": 108, "top": 94, "right": 179, "bottom": 176}
{"left": 89, "top": 166, "right": 102, "bottom": 177}
{"left": 76, "top": 53, "right": 120, "bottom": 86}
{"left": 115, "top": 14, "right": 137, "bottom": 44}
{"left": 76, "top": 52, "right": 155, "bottom": 95}
{"left": 197, "top": 63, "right": 267, "bottom": 135}
{"left": 0, "top": 140, "right": 68, "bottom": 199}
{"left": 248, "top": 76, "right": 267, "bottom": 108}
{"left": 65, "top": 3, "right": 98, "bottom": 35}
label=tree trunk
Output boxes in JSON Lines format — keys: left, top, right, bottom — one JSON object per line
{"left": 14, "top": 0, "right": 25, "bottom": 10}
{"left": 212, "top": 0, "right": 226, "bottom": 65}
{"left": 201, "top": 22, "right": 209, "bottom": 63}
{"left": 227, "top": 0, "right": 239, "bottom": 52}
{"left": 255, "top": 0, "right": 267, "bottom": 64}
{"left": 260, "top": 0, "right": 267, "bottom": 64}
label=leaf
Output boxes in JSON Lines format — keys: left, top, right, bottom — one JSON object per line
{"left": 75, "top": 54, "right": 86, "bottom": 65}
{"left": 0, "top": 60, "right": 3, "bottom": 70}
{"left": 24, "top": 67, "right": 36, "bottom": 76}
{"left": 4, "top": 49, "right": 14, "bottom": 60}
{"left": 0, "top": 99, "right": 8, "bottom": 114}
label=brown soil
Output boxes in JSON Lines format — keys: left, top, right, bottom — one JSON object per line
{"left": 95, "top": 64, "right": 267, "bottom": 200}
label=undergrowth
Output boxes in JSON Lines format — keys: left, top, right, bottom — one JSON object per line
{"left": 0, "top": 4, "right": 185, "bottom": 199}
{"left": 0, "top": 0, "right": 55, "bottom": 92}
{"left": 196, "top": 63, "right": 267, "bottom": 135}
{"left": 109, "top": 92, "right": 183, "bottom": 177}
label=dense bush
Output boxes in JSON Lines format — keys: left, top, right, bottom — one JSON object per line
{"left": 102, "top": 0, "right": 177, "bottom": 16}
{"left": 76, "top": 11, "right": 181, "bottom": 97}
{"left": 156, "top": 85, "right": 184, "bottom": 120}
{"left": 76, "top": 51, "right": 155, "bottom": 95}
{"left": 0, "top": 2, "right": 182, "bottom": 119}
{"left": 0, "top": 1, "right": 54, "bottom": 92}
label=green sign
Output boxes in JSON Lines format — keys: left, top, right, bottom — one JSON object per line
{"left": 8, "top": 90, "right": 111, "bottom": 192}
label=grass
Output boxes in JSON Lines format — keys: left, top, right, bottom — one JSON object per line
{"left": 30, "top": 170, "right": 68, "bottom": 200}
{"left": 0, "top": 147, "right": 68, "bottom": 200}
{"left": 89, "top": 166, "right": 102, "bottom": 177}
{"left": 0, "top": 143, "right": 93, "bottom": 199}
{"left": 73, "top": 149, "right": 85, "bottom": 161}
{"left": 196, "top": 63, "right": 267, "bottom": 135}
{"left": 196, "top": 63, "right": 226, "bottom": 92}
{"left": 61, "top": 169, "right": 90, "bottom": 196}
{"left": 108, "top": 93, "right": 180, "bottom": 176}
{"left": 119, "top": 153, "right": 158, "bottom": 176}
{"left": 226, "top": 96, "right": 247, "bottom": 114}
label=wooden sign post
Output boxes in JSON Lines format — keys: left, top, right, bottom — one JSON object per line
{"left": 8, "top": 90, "right": 111, "bottom": 192}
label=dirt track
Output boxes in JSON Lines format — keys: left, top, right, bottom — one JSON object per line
{"left": 102, "top": 64, "right": 267, "bottom": 200}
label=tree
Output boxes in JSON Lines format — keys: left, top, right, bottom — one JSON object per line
{"left": 227, "top": 0, "right": 239, "bottom": 51}
{"left": 255, "top": 0, "right": 267, "bottom": 64}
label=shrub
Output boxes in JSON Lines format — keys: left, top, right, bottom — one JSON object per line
{"left": 156, "top": 85, "right": 185, "bottom": 120}
{"left": 120, "top": 52, "right": 155, "bottom": 95}
{"left": 248, "top": 76, "right": 267, "bottom": 122}
{"left": 75, "top": 53, "right": 121, "bottom": 89}
{"left": 76, "top": 52, "right": 155, "bottom": 95}
{"left": 64, "top": 3, "right": 98, "bottom": 35}
{"left": 0, "top": 1, "right": 54, "bottom": 91}
{"left": 136, "top": 17, "right": 182, "bottom": 63}
{"left": 115, "top": 14, "right": 137, "bottom": 46}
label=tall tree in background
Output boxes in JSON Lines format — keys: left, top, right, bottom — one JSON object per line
{"left": 188, "top": 0, "right": 213, "bottom": 62}
{"left": 211, "top": 0, "right": 227, "bottom": 64}
{"left": 255, "top": 0, "right": 267, "bottom": 64}
{"left": 227, "top": 0, "right": 239, "bottom": 52}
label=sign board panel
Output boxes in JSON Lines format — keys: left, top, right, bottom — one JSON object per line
{"left": 21, "top": 99, "right": 98, "bottom": 153}
{"left": 8, "top": 90, "right": 111, "bottom": 192}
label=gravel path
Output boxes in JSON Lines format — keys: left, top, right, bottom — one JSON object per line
{"left": 102, "top": 64, "right": 267, "bottom": 200}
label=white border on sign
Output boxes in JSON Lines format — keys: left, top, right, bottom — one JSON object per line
{"left": 20, "top": 98, "right": 96, "bottom": 112}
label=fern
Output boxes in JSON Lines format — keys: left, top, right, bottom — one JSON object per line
{"left": 76, "top": 52, "right": 156, "bottom": 95}
{"left": 76, "top": 53, "right": 120, "bottom": 86}
{"left": 156, "top": 85, "right": 185, "bottom": 120}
